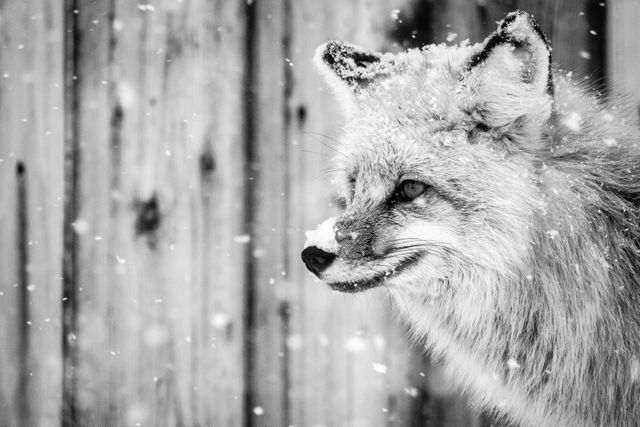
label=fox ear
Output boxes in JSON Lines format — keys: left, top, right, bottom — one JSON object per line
{"left": 315, "top": 41, "right": 394, "bottom": 114}
{"left": 464, "top": 11, "right": 553, "bottom": 131}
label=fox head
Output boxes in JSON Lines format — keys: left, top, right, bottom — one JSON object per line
{"left": 302, "top": 11, "right": 555, "bottom": 297}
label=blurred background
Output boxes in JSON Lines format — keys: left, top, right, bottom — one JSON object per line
{"left": 0, "top": 0, "right": 636, "bottom": 426}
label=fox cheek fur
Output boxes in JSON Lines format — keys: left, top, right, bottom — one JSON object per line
{"left": 302, "top": 10, "right": 640, "bottom": 427}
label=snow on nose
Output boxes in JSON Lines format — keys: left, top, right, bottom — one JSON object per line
{"left": 303, "top": 216, "right": 339, "bottom": 253}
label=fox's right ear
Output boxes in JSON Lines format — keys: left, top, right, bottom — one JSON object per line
{"left": 314, "top": 41, "right": 394, "bottom": 115}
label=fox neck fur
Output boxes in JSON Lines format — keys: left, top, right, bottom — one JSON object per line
{"left": 396, "top": 79, "right": 640, "bottom": 426}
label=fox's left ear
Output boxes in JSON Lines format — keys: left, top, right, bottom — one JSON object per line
{"left": 463, "top": 11, "right": 553, "bottom": 131}
{"left": 315, "top": 41, "right": 395, "bottom": 115}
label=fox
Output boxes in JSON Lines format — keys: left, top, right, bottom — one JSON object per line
{"left": 301, "top": 10, "right": 640, "bottom": 427}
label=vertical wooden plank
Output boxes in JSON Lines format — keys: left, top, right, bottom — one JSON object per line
{"left": 519, "top": 0, "right": 604, "bottom": 81}
{"left": 62, "top": 0, "right": 88, "bottom": 424}
{"left": 247, "top": 0, "right": 288, "bottom": 425}
{"left": 63, "top": 1, "right": 110, "bottom": 424}
{"left": 31, "top": 3, "right": 65, "bottom": 423}
{"left": 194, "top": 2, "right": 248, "bottom": 425}
{"left": 67, "top": 0, "right": 247, "bottom": 425}
{"left": 62, "top": 0, "right": 107, "bottom": 424}
{"left": 0, "top": 1, "right": 65, "bottom": 426}
{"left": 607, "top": 0, "right": 640, "bottom": 101}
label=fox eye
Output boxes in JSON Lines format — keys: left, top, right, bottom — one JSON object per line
{"left": 395, "top": 180, "right": 428, "bottom": 202}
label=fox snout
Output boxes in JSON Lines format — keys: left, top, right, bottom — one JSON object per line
{"left": 301, "top": 246, "right": 336, "bottom": 276}
{"left": 301, "top": 217, "right": 340, "bottom": 277}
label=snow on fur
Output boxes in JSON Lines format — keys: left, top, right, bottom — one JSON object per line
{"left": 306, "top": 10, "right": 640, "bottom": 427}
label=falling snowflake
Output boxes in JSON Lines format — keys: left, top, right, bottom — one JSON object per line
{"left": 404, "top": 387, "right": 419, "bottom": 397}
{"left": 286, "top": 335, "right": 303, "bottom": 351}
{"left": 210, "top": 313, "right": 230, "bottom": 330}
{"left": 233, "top": 234, "right": 251, "bottom": 244}
{"left": 372, "top": 362, "right": 388, "bottom": 374}
{"left": 344, "top": 336, "right": 366, "bottom": 353}
{"left": 71, "top": 218, "right": 89, "bottom": 235}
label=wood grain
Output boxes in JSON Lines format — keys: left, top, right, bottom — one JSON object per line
{"left": 0, "top": 1, "right": 65, "bottom": 426}
{"left": 608, "top": 0, "right": 640, "bottom": 101}
{"left": 64, "top": 0, "right": 247, "bottom": 425}
{"left": 0, "top": 1, "right": 633, "bottom": 426}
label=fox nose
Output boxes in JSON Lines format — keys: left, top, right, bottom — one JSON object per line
{"left": 301, "top": 246, "right": 336, "bottom": 276}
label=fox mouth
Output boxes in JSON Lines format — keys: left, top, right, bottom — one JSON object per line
{"left": 327, "top": 252, "right": 424, "bottom": 293}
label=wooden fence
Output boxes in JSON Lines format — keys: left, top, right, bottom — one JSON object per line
{"left": 0, "top": 0, "right": 638, "bottom": 426}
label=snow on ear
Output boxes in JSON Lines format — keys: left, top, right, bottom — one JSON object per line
{"left": 314, "top": 41, "right": 394, "bottom": 114}
{"left": 464, "top": 11, "right": 553, "bottom": 130}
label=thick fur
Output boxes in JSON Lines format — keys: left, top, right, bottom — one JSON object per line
{"left": 304, "top": 11, "right": 640, "bottom": 427}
